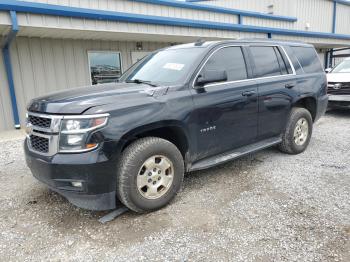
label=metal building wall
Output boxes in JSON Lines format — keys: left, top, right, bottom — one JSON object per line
{"left": 20, "top": 0, "right": 238, "bottom": 24}
{"left": 11, "top": 0, "right": 349, "bottom": 45}
{"left": 0, "top": 37, "right": 171, "bottom": 130}
{"left": 292, "top": 0, "right": 333, "bottom": 32}
{"left": 0, "top": 51, "right": 13, "bottom": 131}
{"left": 1, "top": 0, "right": 350, "bottom": 131}
{"left": 208, "top": 0, "right": 348, "bottom": 34}
{"left": 335, "top": 3, "right": 350, "bottom": 35}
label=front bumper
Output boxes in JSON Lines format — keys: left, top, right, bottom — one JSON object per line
{"left": 328, "top": 95, "right": 350, "bottom": 109}
{"left": 24, "top": 139, "right": 119, "bottom": 210}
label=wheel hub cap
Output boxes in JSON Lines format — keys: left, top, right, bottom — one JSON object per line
{"left": 293, "top": 118, "right": 309, "bottom": 146}
{"left": 137, "top": 155, "right": 174, "bottom": 200}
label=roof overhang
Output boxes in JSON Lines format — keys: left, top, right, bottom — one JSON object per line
{"left": 0, "top": 1, "right": 349, "bottom": 48}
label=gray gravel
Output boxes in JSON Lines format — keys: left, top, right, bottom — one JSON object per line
{"left": 0, "top": 110, "right": 349, "bottom": 261}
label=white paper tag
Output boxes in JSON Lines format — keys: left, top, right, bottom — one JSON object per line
{"left": 163, "top": 63, "right": 185, "bottom": 71}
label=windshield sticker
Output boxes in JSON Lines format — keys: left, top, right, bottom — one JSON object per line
{"left": 163, "top": 63, "right": 185, "bottom": 71}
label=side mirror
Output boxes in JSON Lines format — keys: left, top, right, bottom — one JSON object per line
{"left": 325, "top": 68, "right": 332, "bottom": 73}
{"left": 196, "top": 69, "right": 227, "bottom": 87}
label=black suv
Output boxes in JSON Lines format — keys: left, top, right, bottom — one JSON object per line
{"left": 25, "top": 40, "right": 328, "bottom": 213}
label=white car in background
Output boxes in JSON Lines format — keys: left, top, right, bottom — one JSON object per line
{"left": 326, "top": 58, "right": 350, "bottom": 109}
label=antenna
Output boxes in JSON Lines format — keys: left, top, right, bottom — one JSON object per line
{"left": 194, "top": 38, "right": 205, "bottom": 46}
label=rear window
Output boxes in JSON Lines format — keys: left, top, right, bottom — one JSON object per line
{"left": 290, "top": 46, "right": 323, "bottom": 74}
{"left": 250, "top": 46, "right": 291, "bottom": 78}
{"left": 250, "top": 46, "right": 281, "bottom": 77}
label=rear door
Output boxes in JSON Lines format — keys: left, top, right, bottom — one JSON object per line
{"left": 190, "top": 45, "right": 258, "bottom": 160}
{"left": 248, "top": 45, "right": 297, "bottom": 140}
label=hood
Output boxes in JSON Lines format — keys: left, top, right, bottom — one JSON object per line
{"left": 27, "top": 82, "right": 167, "bottom": 114}
{"left": 327, "top": 72, "right": 350, "bottom": 83}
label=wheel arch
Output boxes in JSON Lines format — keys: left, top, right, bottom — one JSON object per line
{"left": 118, "top": 120, "right": 191, "bottom": 162}
{"left": 293, "top": 96, "right": 317, "bottom": 121}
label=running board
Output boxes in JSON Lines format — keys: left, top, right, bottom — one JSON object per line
{"left": 189, "top": 137, "right": 282, "bottom": 172}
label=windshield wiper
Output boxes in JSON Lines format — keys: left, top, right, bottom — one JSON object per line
{"left": 126, "top": 79, "right": 158, "bottom": 87}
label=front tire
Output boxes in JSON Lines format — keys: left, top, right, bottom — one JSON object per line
{"left": 117, "top": 137, "right": 184, "bottom": 213}
{"left": 278, "top": 107, "right": 313, "bottom": 154}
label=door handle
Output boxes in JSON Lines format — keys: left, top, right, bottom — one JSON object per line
{"left": 242, "top": 90, "right": 256, "bottom": 97}
{"left": 285, "top": 83, "right": 294, "bottom": 89}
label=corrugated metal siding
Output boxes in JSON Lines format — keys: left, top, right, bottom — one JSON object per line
{"left": 1, "top": 37, "right": 171, "bottom": 129}
{"left": 20, "top": 0, "right": 237, "bottom": 24}
{"left": 293, "top": 0, "right": 333, "bottom": 32}
{"left": 202, "top": 0, "right": 272, "bottom": 13}
{"left": 12, "top": 0, "right": 345, "bottom": 41}
{"left": 335, "top": 3, "right": 350, "bottom": 35}
{"left": 242, "top": 17, "right": 293, "bottom": 30}
{"left": 0, "top": 51, "right": 13, "bottom": 131}
{"left": 206, "top": 0, "right": 334, "bottom": 32}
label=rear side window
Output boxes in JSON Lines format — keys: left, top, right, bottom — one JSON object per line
{"left": 203, "top": 46, "right": 248, "bottom": 81}
{"left": 250, "top": 46, "right": 285, "bottom": 77}
{"left": 290, "top": 46, "right": 323, "bottom": 73}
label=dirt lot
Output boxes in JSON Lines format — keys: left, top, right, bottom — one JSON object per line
{"left": 0, "top": 110, "right": 349, "bottom": 261}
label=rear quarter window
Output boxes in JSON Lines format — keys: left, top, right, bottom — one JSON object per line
{"left": 290, "top": 46, "right": 323, "bottom": 74}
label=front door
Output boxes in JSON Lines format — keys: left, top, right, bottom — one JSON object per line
{"left": 190, "top": 46, "right": 258, "bottom": 160}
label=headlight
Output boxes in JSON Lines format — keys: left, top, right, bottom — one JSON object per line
{"left": 59, "top": 115, "right": 108, "bottom": 152}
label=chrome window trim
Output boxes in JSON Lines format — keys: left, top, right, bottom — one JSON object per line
{"left": 26, "top": 112, "right": 110, "bottom": 156}
{"left": 280, "top": 45, "right": 296, "bottom": 75}
{"left": 192, "top": 44, "right": 296, "bottom": 89}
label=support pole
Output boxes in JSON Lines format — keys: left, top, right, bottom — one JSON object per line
{"left": 1, "top": 11, "right": 20, "bottom": 129}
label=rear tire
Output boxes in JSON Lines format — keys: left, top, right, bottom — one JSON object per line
{"left": 116, "top": 137, "right": 184, "bottom": 213}
{"left": 278, "top": 107, "right": 313, "bottom": 154}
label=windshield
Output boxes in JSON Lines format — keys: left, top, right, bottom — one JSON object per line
{"left": 120, "top": 48, "right": 205, "bottom": 85}
{"left": 331, "top": 59, "right": 350, "bottom": 73}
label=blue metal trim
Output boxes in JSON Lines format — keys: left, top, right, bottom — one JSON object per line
{"left": 186, "top": 0, "right": 212, "bottom": 2}
{"left": 332, "top": 1, "right": 337, "bottom": 33}
{"left": 1, "top": 1, "right": 350, "bottom": 40}
{"left": 1, "top": 0, "right": 349, "bottom": 40}
{"left": 2, "top": 10, "right": 20, "bottom": 128}
{"left": 132, "top": 0, "right": 297, "bottom": 22}
{"left": 238, "top": 14, "right": 242, "bottom": 25}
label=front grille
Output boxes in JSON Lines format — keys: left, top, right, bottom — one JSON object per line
{"left": 30, "top": 135, "right": 49, "bottom": 153}
{"left": 28, "top": 115, "right": 51, "bottom": 128}
{"left": 328, "top": 82, "right": 350, "bottom": 95}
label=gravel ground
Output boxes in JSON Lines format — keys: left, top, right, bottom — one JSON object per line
{"left": 0, "top": 110, "right": 349, "bottom": 262}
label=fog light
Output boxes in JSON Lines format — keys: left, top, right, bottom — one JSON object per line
{"left": 71, "top": 181, "right": 83, "bottom": 188}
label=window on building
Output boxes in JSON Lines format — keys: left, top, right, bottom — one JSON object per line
{"left": 290, "top": 46, "right": 323, "bottom": 73}
{"left": 250, "top": 46, "right": 282, "bottom": 77}
{"left": 88, "top": 51, "right": 122, "bottom": 85}
{"left": 202, "top": 46, "right": 248, "bottom": 82}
